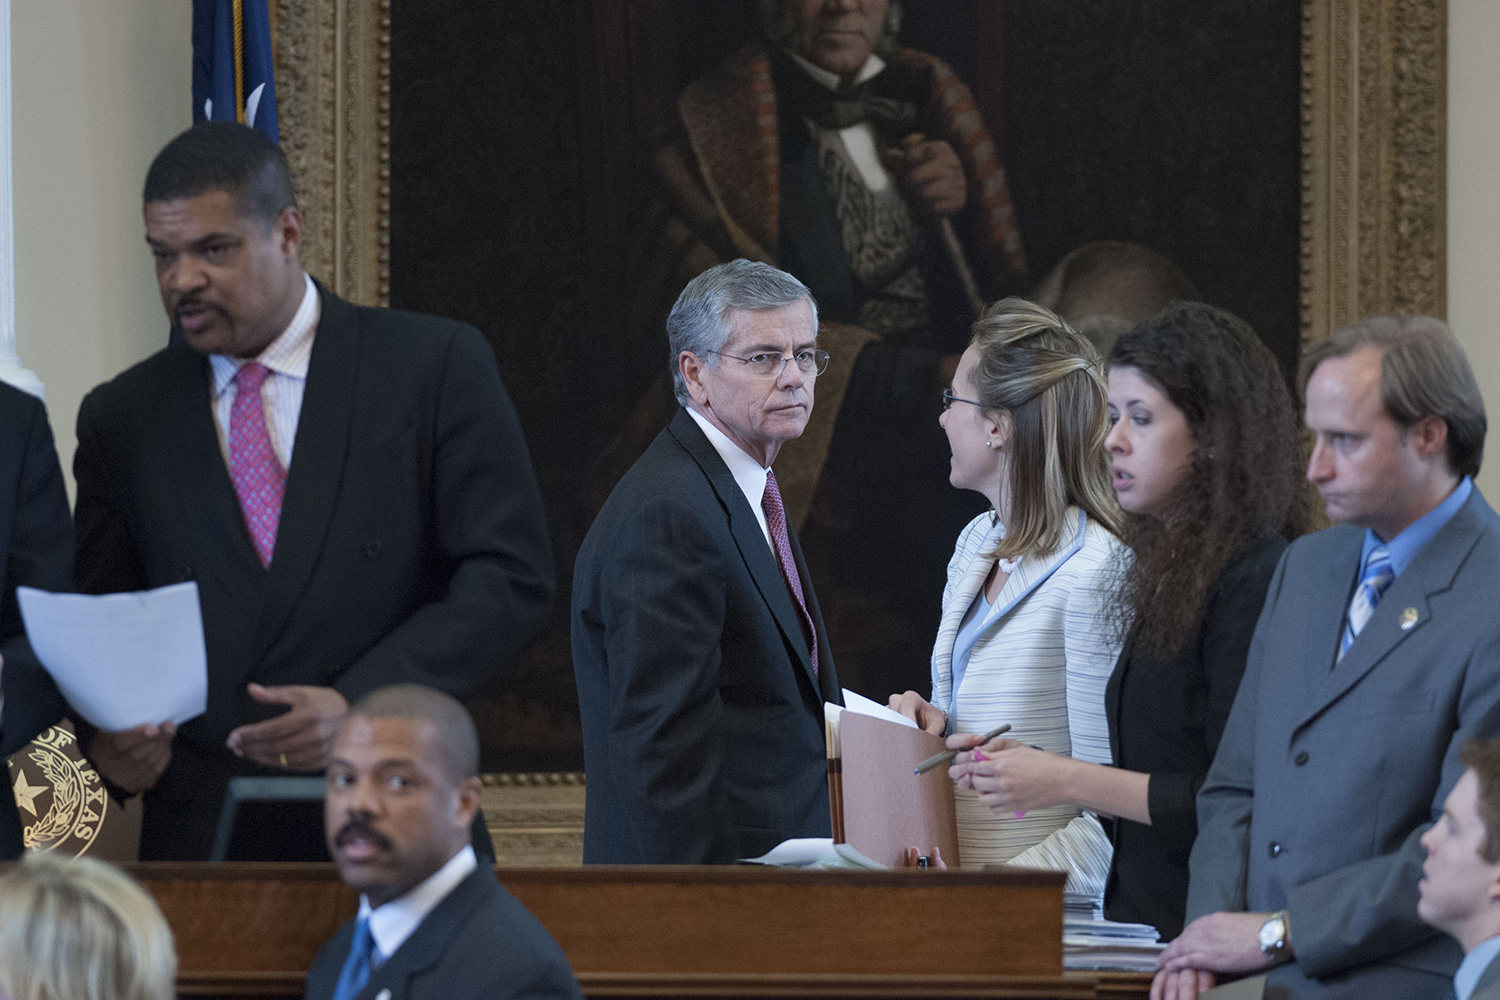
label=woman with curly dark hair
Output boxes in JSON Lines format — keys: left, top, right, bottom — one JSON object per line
{"left": 948, "top": 301, "right": 1312, "bottom": 936}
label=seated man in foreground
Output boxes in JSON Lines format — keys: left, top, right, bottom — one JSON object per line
{"left": 1418, "top": 738, "right": 1500, "bottom": 1000}
{"left": 306, "top": 685, "right": 580, "bottom": 1000}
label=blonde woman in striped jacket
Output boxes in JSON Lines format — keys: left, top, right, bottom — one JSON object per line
{"left": 890, "top": 299, "right": 1128, "bottom": 907}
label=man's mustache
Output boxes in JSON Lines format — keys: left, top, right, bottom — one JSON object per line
{"left": 173, "top": 296, "right": 223, "bottom": 324}
{"left": 333, "top": 817, "right": 394, "bottom": 853}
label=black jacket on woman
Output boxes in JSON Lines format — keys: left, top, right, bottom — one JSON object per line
{"left": 1102, "top": 532, "right": 1287, "bottom": 938}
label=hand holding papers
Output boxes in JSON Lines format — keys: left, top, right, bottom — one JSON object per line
{"left": 17, "top": 582, "right": 208, "bottom": 732}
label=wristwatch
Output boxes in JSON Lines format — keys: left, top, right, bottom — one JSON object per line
{"left": 1258, "top": 910, "right": 1290, "bottom": 965}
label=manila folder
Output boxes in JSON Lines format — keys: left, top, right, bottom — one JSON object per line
{"left": 836, "top": 711, "right": 960, "bottom": 868}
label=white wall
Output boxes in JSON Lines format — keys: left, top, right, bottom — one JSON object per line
{"left": 11, "top": 0, "right": 191, "bottom": 498}
{"left": 1448, "top": 0, "right": 1500, "bottom": 500}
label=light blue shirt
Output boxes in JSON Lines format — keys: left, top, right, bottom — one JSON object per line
{"left": 1358, "top": 476, "right": 1472, "bottom": 579}
{"left": 1455, "top": 932, "right": 1500, "bottom": 1000}
{"left": 947, "top": 587, "right": 993, "bottom": 722}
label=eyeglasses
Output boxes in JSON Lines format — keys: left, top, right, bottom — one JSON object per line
{"left": 709, "top": 349, "right": 831, "bottom": 379}
{"left": 942, "top": 388, "right": 985, "bottom": 411}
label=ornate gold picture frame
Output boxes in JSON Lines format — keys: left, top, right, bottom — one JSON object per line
{"left": 275, "top": 0, "right": 1446, "bottom": 348}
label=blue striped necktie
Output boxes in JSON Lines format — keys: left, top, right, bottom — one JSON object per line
{"left": 1339, "top": 544, "right": 1394, "bottom": 662}
{"left": 331, "top": 914, "right": 375, "bottom": 1000}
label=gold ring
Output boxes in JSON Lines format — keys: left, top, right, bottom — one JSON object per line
{"left": 279, "top": 752, "right": 288, "bottom": 768}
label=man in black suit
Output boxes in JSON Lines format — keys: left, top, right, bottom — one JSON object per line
{"left": 306, "top": 685, "right": 580, "bottom": 1000}
{"left": 573, "top": 259, "right": 841, "bottom": 864}
{"left": 0, "top": 382, "right": 74, "bottom": 859}
{"left": 1418, "top": 738, "right": 1500, "bottom": 1000}
{"left": 38, "top": 122, "right": 553, "bottom": 860}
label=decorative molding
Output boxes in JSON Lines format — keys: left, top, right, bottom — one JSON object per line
{"left": 1301, "top": 0, "right": 1447, "bottom": 349}
{"left": 0, "top": 0, "right": 41, "bottom": 398}
{"left": 480, "top": 772, "right": 585, "bottom": 867}
{"left": 274, "top": 0, "right": 391, "bottom": 306}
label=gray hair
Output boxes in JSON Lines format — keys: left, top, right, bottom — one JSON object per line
{"left": 667, "top": 259, "right": 818, "bottom": 405}
{"left": 1299, "top": 314, "right": 1487, "bottom": 478}
{"left": 760, "top": 0, "right": 904, "bottom": 60}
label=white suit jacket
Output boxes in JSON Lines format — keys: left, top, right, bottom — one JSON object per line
{"left": 931, "top": 508, "right": 1127, "bottom": 903}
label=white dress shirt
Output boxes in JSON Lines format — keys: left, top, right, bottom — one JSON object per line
{"left": 357, "top": 844, "right": 478, "bottom": 964}
{"left": 686, "top": 406, "right": 772, "bottom": 548}
{"left": 787, "top": 51, "right": 894, "bottom": 193}
{"left": 208, "top": 272, "right": 319, "bottom": 469}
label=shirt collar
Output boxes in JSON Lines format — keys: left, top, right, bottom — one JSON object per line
{"left": 787, "top": 50, "right": 886, "bottom": 92}
{"left": 356, "top": 844, "right": 478, "bottom": 963}
{"left": 686, "top": 406, "right": 771, "bottom": 509}
{"left": 210, "top": 272, "right": 320, "bottom": 397}
{"left": 1360, "top": 476, "right": 1473, "bottom": 577}
{"left": 1455, "top": 931, "right": 1500, "bottom": 1000}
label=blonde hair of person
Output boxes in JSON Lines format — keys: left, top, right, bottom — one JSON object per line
{"left": 0, "top": 852, "right": 176, "bottom": 1000}
{"left": 968, "top": 297, "right": 1123, "bottom": 561}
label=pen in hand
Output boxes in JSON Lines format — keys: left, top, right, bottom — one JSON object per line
{"left": 914, "top": 723, "right": 1011, "bottom": 775}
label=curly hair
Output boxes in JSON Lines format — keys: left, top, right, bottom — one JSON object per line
{"left": 1108, "top": 302, "right": 1314, "bottom": 659}
{"left": 968, "top": 298, "right": 1123, "bottom": 561}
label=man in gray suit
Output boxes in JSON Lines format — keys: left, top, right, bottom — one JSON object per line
{"left": 1153, "top": 315, "right": 1500, "bottom": 999}
{"left": 1418, "top": 738, "right": 1500, "bottom": 1000}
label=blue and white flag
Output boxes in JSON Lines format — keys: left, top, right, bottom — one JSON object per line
{"left": 191, "top": 0, "right": 280, "bottom": 142}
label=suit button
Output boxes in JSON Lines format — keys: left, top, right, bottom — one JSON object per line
{"left": 1269, "top": 841, "right": 1283, "bottom": 858}
{"left": 364, "top": 539, "right": 383, "bottom": 558}
{"left": 1294, "top": 751, "right": 1309, "bottom": 766}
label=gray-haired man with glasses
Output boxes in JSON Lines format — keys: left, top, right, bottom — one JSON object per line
{"left": 572, "top": 259, "right": 843, "bottom": 864}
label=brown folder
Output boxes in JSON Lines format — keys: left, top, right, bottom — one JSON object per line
{"left": 827, "top": 709, "right": 960, "bottom": 868}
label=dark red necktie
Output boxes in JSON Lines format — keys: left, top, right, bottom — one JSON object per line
{"left": 762, "top": 469, "right": 818, "bottom": 677}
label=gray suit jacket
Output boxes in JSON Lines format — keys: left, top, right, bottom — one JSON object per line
{"left": 1188, "top": 488, "right": 1500, "bottom": 987}
{"left": 1475, "top": 953, "right": 1500, "bottom": 1000}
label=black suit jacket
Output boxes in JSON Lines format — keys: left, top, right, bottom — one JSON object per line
{"left": 1102, "top": 532, "right": 1286, "bottom": 938}
{"left": 572, "top": 408, "right": 841, "bottom": 863}
{"left": 58, "top": 283, "right": 553, "bottom": 859}
{"left": 0, "top": 383, "right": 74, "bottom": 859}
{"left": 304, "top": 864, "right": 581, "bottom": 1000}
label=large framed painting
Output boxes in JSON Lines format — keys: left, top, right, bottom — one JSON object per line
{"left": 273, "top": 0, "right": 1445, "bottom": 772}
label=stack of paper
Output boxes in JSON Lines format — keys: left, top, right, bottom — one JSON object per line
{"left": 1063, "top": 918, "right": 1164, "bottom": 972}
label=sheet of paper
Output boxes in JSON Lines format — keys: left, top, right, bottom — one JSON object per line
{"left": 740, "top": 838, "right": 886, "bottom": 869}
{"left": 17, "top": 582, "right": 208, "bottom": 731}
{"left": 840, "top": 687, "right": 918, "bottom": 729}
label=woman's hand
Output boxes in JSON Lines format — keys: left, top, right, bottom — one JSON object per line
{"left": 897, "top": 846, "right": 948, "bottom": 869}
{"left": 949, "top": 742, "right": 1076, "bottom": 814}
{"left": 887, "top": 691, "right": 946, "bottom": 735}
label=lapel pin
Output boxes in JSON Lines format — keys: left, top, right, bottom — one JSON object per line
{"left": 1399, "top": 607, "right": 1419, "bottom": 631}
{"left": 375, "top": 991, "right": 391, "bottom": 1000}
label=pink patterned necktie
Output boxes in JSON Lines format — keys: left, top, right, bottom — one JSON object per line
{"left": 229, "top": 363, "right": 285, "bottom": 567}
{"left": 762, "top": 469, "right": 818, "bottom": 678}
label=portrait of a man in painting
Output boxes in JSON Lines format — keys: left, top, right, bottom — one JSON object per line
{"left": 305, "top": 0, "right": 1310, "bottom": 769}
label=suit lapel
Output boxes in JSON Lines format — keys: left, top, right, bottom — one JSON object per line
{"left": 668, "top": 410, "right": 817, "bottom": 690}
{"left": 976, "top": 509, "right": 1088, "bottom": 632}
{"left": 1297, "top": 496, "right": 1485, "bottom": 730}
{"left": 251, "top": 284, "right": 359, "bottom": 661}
{"left": 160, "top": 344, "right": 265, "bottom": 571}
{"left": 362, "top": 866, "right": 492, "bottom": 999}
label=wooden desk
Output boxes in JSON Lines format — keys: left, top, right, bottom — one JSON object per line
{"left": 127, "top": 863, "right": 1152, "bottom": 999}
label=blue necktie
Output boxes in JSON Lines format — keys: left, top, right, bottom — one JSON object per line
{"left": 1339, "top": 544, "right": 1394, "bottom": 661}
{"left": 331, "top": 914, "right": 375, "bottom": 1000}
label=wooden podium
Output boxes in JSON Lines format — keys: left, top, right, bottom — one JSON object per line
{"left": 126, "top": 863, "right": 1152, "bottom": 999}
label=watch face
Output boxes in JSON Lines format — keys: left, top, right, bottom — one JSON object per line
{"left": 1259, "top": 915, "right": 1283, "bottom": 951}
